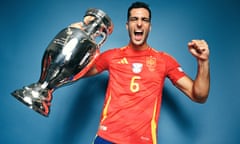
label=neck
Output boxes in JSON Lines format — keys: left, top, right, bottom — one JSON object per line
{"left": 128, "top": 42, "right": 149, "bottom": 51}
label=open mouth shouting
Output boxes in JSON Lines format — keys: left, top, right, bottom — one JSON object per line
{"left": 134, "top": 30, "right": 144, "bottom": 41}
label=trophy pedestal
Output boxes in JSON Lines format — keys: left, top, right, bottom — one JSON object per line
{"left": 11, "top": 82, "right": 52, "bottom": 117}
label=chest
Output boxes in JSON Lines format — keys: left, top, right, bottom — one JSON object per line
{"left": 109, "top": 54, "right": 166, "bottom": 82}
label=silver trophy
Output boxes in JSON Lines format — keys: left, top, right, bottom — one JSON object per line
{"left": 11, "top": 8, "right": 113, "bottom": 117}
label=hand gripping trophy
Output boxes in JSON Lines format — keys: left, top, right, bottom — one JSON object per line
{"left": 11, "top": 8, "right": 113, "bottom": 117}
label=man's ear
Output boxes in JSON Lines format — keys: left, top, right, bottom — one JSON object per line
{"left": 126, "top": 22, "right": 129, "bottom": 30}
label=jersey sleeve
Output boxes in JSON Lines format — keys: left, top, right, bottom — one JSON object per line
{"left": 94, "top": 49, "right": 115, "bottom": 73}
{"left": 163, "top": 53, "right": 186, "bottom": 84}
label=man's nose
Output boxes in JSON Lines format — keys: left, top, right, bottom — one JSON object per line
{"left": 137, "top": 20, "right": 142, "bottom": 27}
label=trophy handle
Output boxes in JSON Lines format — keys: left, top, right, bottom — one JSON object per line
{"left": 97, "top": 31, "right": 107, "bottom": 48}
{"left": 83, "top": 8, "right": 113, "bottom": 48}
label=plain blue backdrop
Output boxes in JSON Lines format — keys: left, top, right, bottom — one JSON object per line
{"left": 1, "top": 0, "right": 239, "bottom": 144}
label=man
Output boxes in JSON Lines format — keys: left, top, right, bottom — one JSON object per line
{"left": 71, "top": 1, "right": 210, "bottom": 144}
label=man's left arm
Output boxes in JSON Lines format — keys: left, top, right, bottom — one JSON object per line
{"left": 175, "top": 40, "right": 210, "bottom": 103}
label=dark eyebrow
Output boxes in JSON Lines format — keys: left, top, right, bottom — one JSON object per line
{"left": 129, "top": 16, "right": 150, "bottom": 22}
{"left": 142, "top": 17, "right": 150, "bottom": 22}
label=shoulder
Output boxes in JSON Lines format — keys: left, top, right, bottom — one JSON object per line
{"left": 150, "top": 48, "right": 180, "bottom": 67}
{"left": 151, "top": 47, "right": 175, "bottom": 60}
{"left": 161, "top": 52, "right": 176, "bottom": 60}
{"left": 100, "top": 46, "right": 126, "bottom": 57}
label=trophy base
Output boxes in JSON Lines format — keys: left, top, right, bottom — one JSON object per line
{"left": 11, "top": 83, "right": 51, "bottom": 117}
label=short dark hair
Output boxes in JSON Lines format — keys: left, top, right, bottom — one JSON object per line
{"left": 127, "top": 1, "right": 151, "bottom": 22}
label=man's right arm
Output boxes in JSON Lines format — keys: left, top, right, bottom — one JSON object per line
{"left": 84, "top": 65, "right": 99, "bottom": 77}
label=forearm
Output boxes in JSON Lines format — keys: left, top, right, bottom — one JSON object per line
{"left": 192, "top": 60, "right": 210, "bottom": 103}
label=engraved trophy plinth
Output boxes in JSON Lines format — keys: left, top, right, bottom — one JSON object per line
{"left": 11, "top": 8, "right": 113, "bottom": 117}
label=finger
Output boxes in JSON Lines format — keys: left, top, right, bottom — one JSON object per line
{"left": 190, "top": 46, "right": 202, "bottom": 54}
{"left": 189, "top": 47, "right": 199, "bottom": 55}
{"left": 83, "top": 16, "right": 95, "bottom": 25}
{"left": 188, "top": 41, "right": 200, "bottom": 53}
{"left": 69, "top": 22, "right": 84, "bottom": 29}
{"left": 190, "top": 40, "right": 208, "bottom": 54}
{"left": 192, "top": 40, "right": 208, "bottom": 48}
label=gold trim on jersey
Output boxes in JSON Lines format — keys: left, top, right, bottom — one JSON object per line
{"left": 151, "top": 97, "right": 158, "bottom": 144}
{"left": 101, "top": 93, "right": 112, "bottom": 123}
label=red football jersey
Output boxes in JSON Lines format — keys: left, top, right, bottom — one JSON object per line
{"left": 94, "top": 45, "right": 185, "bottom": 144}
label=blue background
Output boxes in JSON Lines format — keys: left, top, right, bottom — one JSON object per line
{"left": 1, "top": 0, "right": 239, "bottom": 143}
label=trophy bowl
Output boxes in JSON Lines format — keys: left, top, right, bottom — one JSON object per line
{"left": 11, "top": 8, "right": 113, "bottom": 117}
